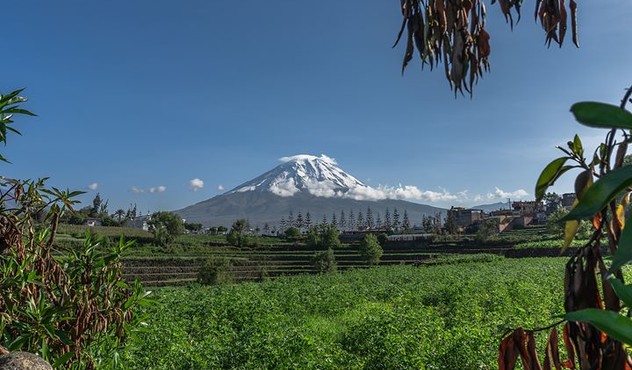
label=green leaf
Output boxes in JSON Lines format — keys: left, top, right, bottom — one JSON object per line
{"left": 564, "top": 165, "right": 632, "bottom": 220}
{"left": 563, "top": 219, "right": 580, "bottom": 250}
{"left": 1, "top": 107, "right": 36, "bottom": 116}
{"left": 53, "top": 351, "right": 75, "bottom": 368}
{"left": 571, "top": 102, "right": 632, "bottom": 129}
{"left": 535, "top": 157, "right": 570, "bottom": 201}
{"left": 564, "top": 308, "right": 632, "bottom": 345}
{"left": 573, "top": 134, "right": 583, "bottom": 157}
{"left": 610, "top": 222, "right": 632, "bottom": 272}
{"left": 608, "top": 277, "right": 632, "bottom": 308}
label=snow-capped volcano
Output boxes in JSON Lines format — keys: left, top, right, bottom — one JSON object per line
{"left": 227, "top": 154, "right": 369, "bottom": 198}
{"left": 176, "top": 154, "right": 446, "bottom": 227}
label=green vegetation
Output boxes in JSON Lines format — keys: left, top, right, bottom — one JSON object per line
{"left": 198, "top": 256, "right": 233, "bottom": 285}
{"left": 0, "top": 89, "right": 148, "bottom": 369}
{"left": 311, "top": 248, "right": 337, "bottom": 274}
{"left": 358, "top": 234, "right": 383, "bottom": 266}
{"left": 148, "top": 211, "right": 185, "bottom": 246}
{"left": 226, "top": 219, "right": 252, "bottom": 247}
{"left": 306, "top": 224, "right": 341, "bottom": 250}
{"left": 503, "top": 90, "right": 632, "bottom": 367}
{"left": 120, "top": 258, "right": 567, "bottom": 370}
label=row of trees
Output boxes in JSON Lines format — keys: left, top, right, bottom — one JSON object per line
{"left": 277, "top": 207, "right": 419, "bottom": 234}
{"left": 61, "top": 192, "right": 141, "bottom": 227}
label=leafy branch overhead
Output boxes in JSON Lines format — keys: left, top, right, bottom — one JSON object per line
{"left": 500, "top": 87, "right": 632, "bottom": 369}
{"left": 394, "top": 0, "right": 579, "bottom": 96}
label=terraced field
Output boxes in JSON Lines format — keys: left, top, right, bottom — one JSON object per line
{"left": 59, "top": 223, "right": 575, "bottom": 286}
{"left": 121, "top": 240, "right": 543, "bottom": 286}
{"left": 122, "top": 249, "right": 442, "bottom": 286}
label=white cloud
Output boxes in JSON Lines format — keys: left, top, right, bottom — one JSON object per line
{"left": 217, "top": 184, "right": 225, "bottom": 191}
{"left": 130, "top": 186, "right": 145, "bottom": 193}
{"left": 87, "top": 183, "right": 98, "bottom": 190}
{"left": 343, "top": 185, "right": 463, "bottom": 202}
{"left": 149, "top": 186, "right": 167, "bottom": 193}
{"left": 485, "top": 187, "right": 529, "bottom": 201}
{"left": 269, "top": 179, "right": 300, "bottom": 197}
{"left": 304, "top": 179, "right": 338, "bottom": 198}
{"left": 339, "top": 184, "right": 529, "bottom": 205}
{"left": 279, "top": 154, "right": 337, "bottom": 165}
{"left": 189, "top": 178, "right": 204, "bottom": 191}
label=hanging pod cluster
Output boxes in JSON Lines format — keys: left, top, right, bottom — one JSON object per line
{"left": 499, "top": 87, "right": 632, "bottom": 369}
{"left": 395, "top": 0, "right": 579, "bottom": 96}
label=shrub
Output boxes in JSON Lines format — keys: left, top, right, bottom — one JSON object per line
{"left": 358, "top": 234, "right": 383, "bottom": 266}
{"left": 0, "top": 89, "right": 149, "bottom": 369}
{"left": 311, "top": 248, "right": 337, "bottom": 274}
{"left": 198, "top": 256, "right": 233, "bottom": 285}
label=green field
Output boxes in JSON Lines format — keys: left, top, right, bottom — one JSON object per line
{"left": 119, "top": 258, "right": 567, "bottom": 370}
{"left": 55, "top": 224, "right": 585, "bottom": 287}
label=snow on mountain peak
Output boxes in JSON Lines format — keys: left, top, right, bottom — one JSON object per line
{"left": 226, "top": 154, "right": 447, "bottom": 202}
{"left": 228, "top": 154, "right": 367, "bottom": 198}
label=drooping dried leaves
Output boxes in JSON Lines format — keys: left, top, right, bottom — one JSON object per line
{"left": 395, "top": 0, "right": 579, "bottom": 96}
{"left": 499, "top": 245, "right": 632, "bottom": 369}
{"left": 0, "top": 178, "right": 138, "bottom": 369}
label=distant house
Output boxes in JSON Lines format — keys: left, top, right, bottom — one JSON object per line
{"left": 562, "top": 193, "right": 576, "bottom": 210}
{"left": 387, "top": 233, "right": 433, "bottom": 242}
{"left": 85, "top": 218, "right": 102, "bottom": 227}
{"left": 124, "top": 215, "right": 150, "bottom": 231}
{"left": 511, "top": 201, "right": 543, "bottom": 216}
{"left": 448, "top": 207, "right": 483, "bottom": 229}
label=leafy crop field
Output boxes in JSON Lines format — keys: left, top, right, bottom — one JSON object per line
{"left": 120, "top": 258, "right": 567, "bottom": 369}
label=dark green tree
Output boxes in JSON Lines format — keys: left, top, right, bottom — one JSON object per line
{"left": 114, "top": 208, "right": 126, "bottom": 222}
{"left": 305, "top": 212, "right": 312, "bottom": 230}
{"left": 198, "top": 256, "right": 233, "bottom": 285}
{"left": 402, "top": 209, "right": 410, "bottom": 232}
{"left": 148, "top": 211, "right": 185, "bottom": 246}
{"left": 393, "top": 208, "right": 401, "bottom": 231}
{"left": 358, "top": 234, "right": 383, "bottom": 266}
{"left": 306, "top": 224, "right": 341, "bottom": 250}
{"left": 422, "top": 215, "right": 434, "bottom": 233}
{"left": 339, "top": 210, "right": 346, "bottom": 231}
{"left": 348, "top": 209, "right": 355, "bottom": 230}
{"left": 284, "top": 226, "right": 301, "bottom": 241}
{"left": 384, "top": 208, "right": 392, "bottom": 231}
{"left": 295, "top": 211, "right": 304, "bottom": 229}
{"left": 366, "top": 206, "right": 374, "bottom": 230}
{"left": 474, "top": 219, "right": 499, "bottom": 242}
{"left": 444, "top": 211, "right": 458, "bottom": 235}
{"left": 311, "top": 248, "right": 337, "bottom": 274}
{"left": 543, "top": 192, "right": 563, "bottom": 214}
{"left": 90, "top": 192, "right": 102, "bottom": 217}
{"left": 357, "top": 211, "right": 365, "bottom": 230}
{"left": 226, "top": 219, "right": 250, "bottom": 247}
{"left": 184, "top": 222, "right": 203, "bottom": 233}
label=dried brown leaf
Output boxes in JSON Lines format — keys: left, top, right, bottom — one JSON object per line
{"left": 543, "top": 328, "right": 562, "bottom": 370}
{"left": 499, "top": 330, "right": 520, "bottom": 370}
{"left": 569, "top": 0, "right": 578, "bottom": 47}
{"left": 558, "top": 0, "right": 567, "bottom": 47}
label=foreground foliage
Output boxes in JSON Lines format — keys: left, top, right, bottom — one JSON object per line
{"left": 500, "top": 88, "right": 632, "bottom": 368}
{"left": 0, "top": 89, "right": 148, "bottom": 369}
{"left": 121, "top": 258, "right": 567, "bottom": 370}
{"left": 395, "top": 0, "right": 579, "bottom": 95}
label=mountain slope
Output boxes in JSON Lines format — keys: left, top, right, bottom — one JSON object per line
{"left": 176, "top": 154, "right": 445, "bottom": 227}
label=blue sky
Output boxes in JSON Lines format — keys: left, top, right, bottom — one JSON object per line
{"left": 2, "top": 1, "right": 631, "bottom": 215}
